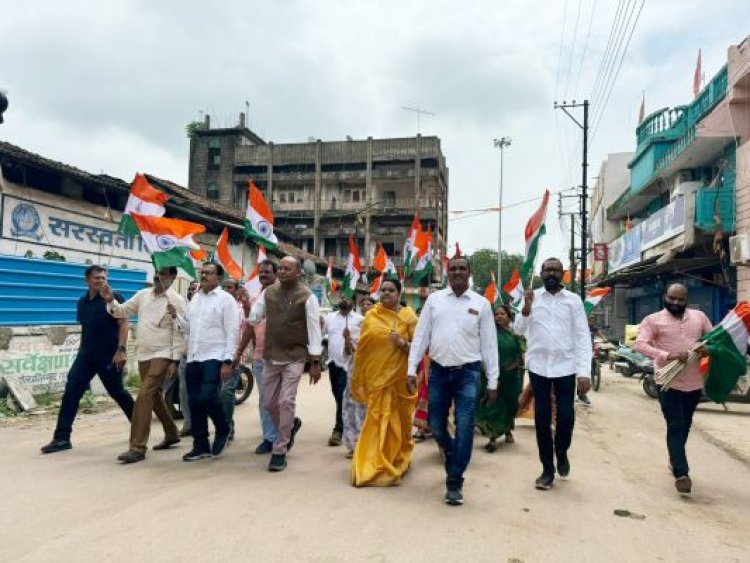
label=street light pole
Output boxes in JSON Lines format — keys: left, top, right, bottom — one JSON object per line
{"left": 493, "top": 136, "right": 512, "bottom": 288}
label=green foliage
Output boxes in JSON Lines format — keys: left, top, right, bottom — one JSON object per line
{"left": 0, "top": 398, "right": 17, "bottom": 417}
{"left": 43, "top": 250, "right": 65, "bottom": 261}
{"left": 186, "top": 120, "right": 205, "bottom": 138}
{"left": 468, "top": 249, "right": 524, "bottom": 292}
{"left": 80, "top": 390, "right": 97, "bottom": 410}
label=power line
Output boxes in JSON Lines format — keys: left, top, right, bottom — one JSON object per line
{"left": 589, "top": 0, "right": 626, "bottom": 105}
{"left": 572, "top": 0, "right": 599, "bottom": 98}
{"left": 592, "top": 0, "right": 636, "bottom": 112}
{"left": 562, "top": 0, "right": 583, "bottom": 99}
{"left": 590, "top": 0, "right": 645, "bottom": 144}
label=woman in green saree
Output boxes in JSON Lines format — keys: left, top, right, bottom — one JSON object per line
{"left": 476, "top": 303, "right": 525, "bottom": 452}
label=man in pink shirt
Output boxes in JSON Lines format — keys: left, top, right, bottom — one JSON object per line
{"left": 235, "top": 261, "right": 278, "bottom": 454}
{"left": 633, "top": 283, "right": 711, "bottom": 495}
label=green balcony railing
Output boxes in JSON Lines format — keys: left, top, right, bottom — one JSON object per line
{"left": 695, "top": 182, "right": 735, "bottom": 233}
{"left": 636, "top": 106, "right": 687, "bottom": 150}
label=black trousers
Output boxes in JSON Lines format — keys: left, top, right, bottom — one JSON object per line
{"left": 54, "top": 355, "right": 134, "bottom": 441}
{"left": 328, "top": 362, "right": 348, "bottom": 433}
{"left": 185, "top": 360, "right": 230, "bottom": 450}
{"left": 658, "top": 388, "right": 702, "bottom": 478}
{"left": 529, "top": 372, "right": 576, "bottom": 476}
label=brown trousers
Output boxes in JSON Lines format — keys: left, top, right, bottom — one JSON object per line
{"left": 129, "top": 358, "right": 179, "bottom": 453}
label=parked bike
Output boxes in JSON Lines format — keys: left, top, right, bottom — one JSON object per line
{"left": 163, "top": 363, "right": 254, "bottom": 420}
{"left": 610, "top": 343, "right": 653, "bottom": 378}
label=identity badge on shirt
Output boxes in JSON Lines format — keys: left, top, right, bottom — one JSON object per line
{"left": 468, "top": 308, "right": 479, "bottom": 316}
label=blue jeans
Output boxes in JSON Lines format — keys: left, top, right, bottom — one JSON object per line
{"left": 253, "top": 360, "right": 277, "bottom": 443}
{"left": 428, "top": 361, "right": 481, "bottom": 491}
{"left": 219, "top": 367, "right": 241, "bottom": 435}
{"left": 185, "top": 360, "right": 230, "bottom": 451}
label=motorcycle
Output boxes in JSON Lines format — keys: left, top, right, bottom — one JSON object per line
{"left": 642, "top": 367, "right": 750, "bottom": 405}
{"left": 610, "top": 343, "right": 653, "bottom": 378}
{"left": 163, "top": 363, "right": 254, "bottom": 420}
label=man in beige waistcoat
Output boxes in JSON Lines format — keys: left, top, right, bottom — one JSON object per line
{"left": 249, "top": 256, "right": 323, "bottom": 472}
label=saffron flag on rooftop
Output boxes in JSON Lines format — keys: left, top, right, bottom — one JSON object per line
{"left": 342, "top": 236, "right": 362, "bottom": 298}
{"left": 699, "top": 302, "right": 750, "bottom": 403}
{"left": 244, "top": 180, "right": 278, "bottom": 249}
{"left": 118, "top": 174, "right": 168, "bottom": 236}
{"left": 130, "top": 213, "right": 205, "bottom": 277}
{"left": 584, "top": 287, "right": 612, "bottom": 315}
{"left": 520, "top": 190, "right": 550, "bottom": 284}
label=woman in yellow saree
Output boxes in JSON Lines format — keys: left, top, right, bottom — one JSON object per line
{"left": 351, "top": 278, "right": 418, "bottom": 487}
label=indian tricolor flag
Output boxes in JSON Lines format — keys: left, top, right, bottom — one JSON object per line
{"left": 403, "top": 212, "right": 420, "bottom": 276}
{"left": 244, "top": 246, "right": 268, "bottom": 296}
{"left": 118, "top": 174, "right": 168, "bottom": 236}
{"left": 520, "top": 189, "right": 550, "bottom": 283}
{"left": 325, "top": 256, "right": 338, "bottom": 295}
{"left": 130, "top": 213, "right": 205, "bottom": 277}
{"left": 484, "top": 272, "right": 499, "bottom": 305}
{"left": 373, "top": 242, "right": 398, "bottom": 279}
{"left": 412, "top": 225, "right": 433, "bottom": 282}
{"left": 342, "top": 236, "right": 361, "bottom": 298}
{"left": 584, "top": 287, "right": 611, "bottom": 315}
{"left": 244, "top": 180, "right": 278, "bottom": 249}
{"left": 503, "top": 267, "right": 524, "bottom": 307}
{"left": 215, "top": 227, "right": 244, "bottom": 281}
{"left": 699, "top": 302, "right": 750, "bottom": 403}
{"left": 370, "top": 273, "right": 384, "bottom": 300}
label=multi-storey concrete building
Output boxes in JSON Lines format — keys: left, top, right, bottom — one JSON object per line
{"left": 188, "top": 115, "right": 449, "bottom": 275}
{"left": 592, "top": 35, "right": 750, "bottom": 335}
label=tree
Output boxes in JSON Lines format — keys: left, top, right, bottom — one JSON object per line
{"left": 468, "top": 249, "right": 524, "bottom": 292}
{"left": 185, "top": 120, "right": 205, "bottom": 138}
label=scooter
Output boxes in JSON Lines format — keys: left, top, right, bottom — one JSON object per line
{"left": 610, "top": 343, "right": 654, "bottom": 378}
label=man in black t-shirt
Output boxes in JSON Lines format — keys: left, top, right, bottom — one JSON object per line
{"left": 41, "top": 265, "right": 135, "bottom": 454}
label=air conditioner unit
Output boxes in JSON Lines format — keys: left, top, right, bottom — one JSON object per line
{"left": 729, "top": 233, "right": 750, "bottom": 264}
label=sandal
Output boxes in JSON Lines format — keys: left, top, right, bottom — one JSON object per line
{"left": 505, "top": 432, "right": 515, "bottom": 444}
{"left": 484, "top": 439, "right": 497, "bottom": 453}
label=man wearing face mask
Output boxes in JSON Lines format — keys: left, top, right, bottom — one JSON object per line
{"left": 514, "top": 258, "right": 592, "bottom": 491}
{"left": 633, "top": 283, "right": 711, "bottom": 495}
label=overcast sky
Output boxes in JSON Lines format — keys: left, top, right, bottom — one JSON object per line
{"left": 2, "top": 0, "right": 748, "bottom": 264}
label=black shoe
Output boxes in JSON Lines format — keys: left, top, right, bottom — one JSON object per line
{"left": 41, "top": 439, "right": 72, "bottom": 454}
{"left": 268, "top": 453, "right": 287, "bottom": 472}
{"left": 183, "top": 447, "right": 211, "bottom": 462}
{"left": 254, "top": 440, "right": 274, "bottom": 455}
{"left": 211, "top": 433, "right": 230, "bottom": 458}
{"left": 287, "top": 417, "right": 302, "bottom": 451}
{"left": 535, "top": 473, "right": 555, "bottom": 490}
{"left": 228, "top": 424, "right": 235, "bottom": 442}
{"left": 444, "top": 488, "right": 464, "bottom": 506}
{"left": 557, "top": 453, "right": 570, "bottom": 477}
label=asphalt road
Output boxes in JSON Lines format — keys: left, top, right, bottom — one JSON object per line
{"left": 1, "top": 367, "right": 749, "bottom": 563}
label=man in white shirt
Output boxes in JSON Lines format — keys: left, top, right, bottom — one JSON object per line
{"left": 249, "top": 256, "right": 323, "bottom": 472}
{"left": 323, "top": 297, "right": 363, "bottom": 447}
{"left": 219, "top": 277, "right": 251, "bottom": 441}
{"left": 514, "top": 257, "right": 591, "bottom": 491}
{"left": 102, "top": 267, "right": 186, "bottom": 464}
{"left": 408, "top": 256, "right": 499, "bottom": 506}
{"left": 170, "top": 262, "right": 239, "bottom": 461}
